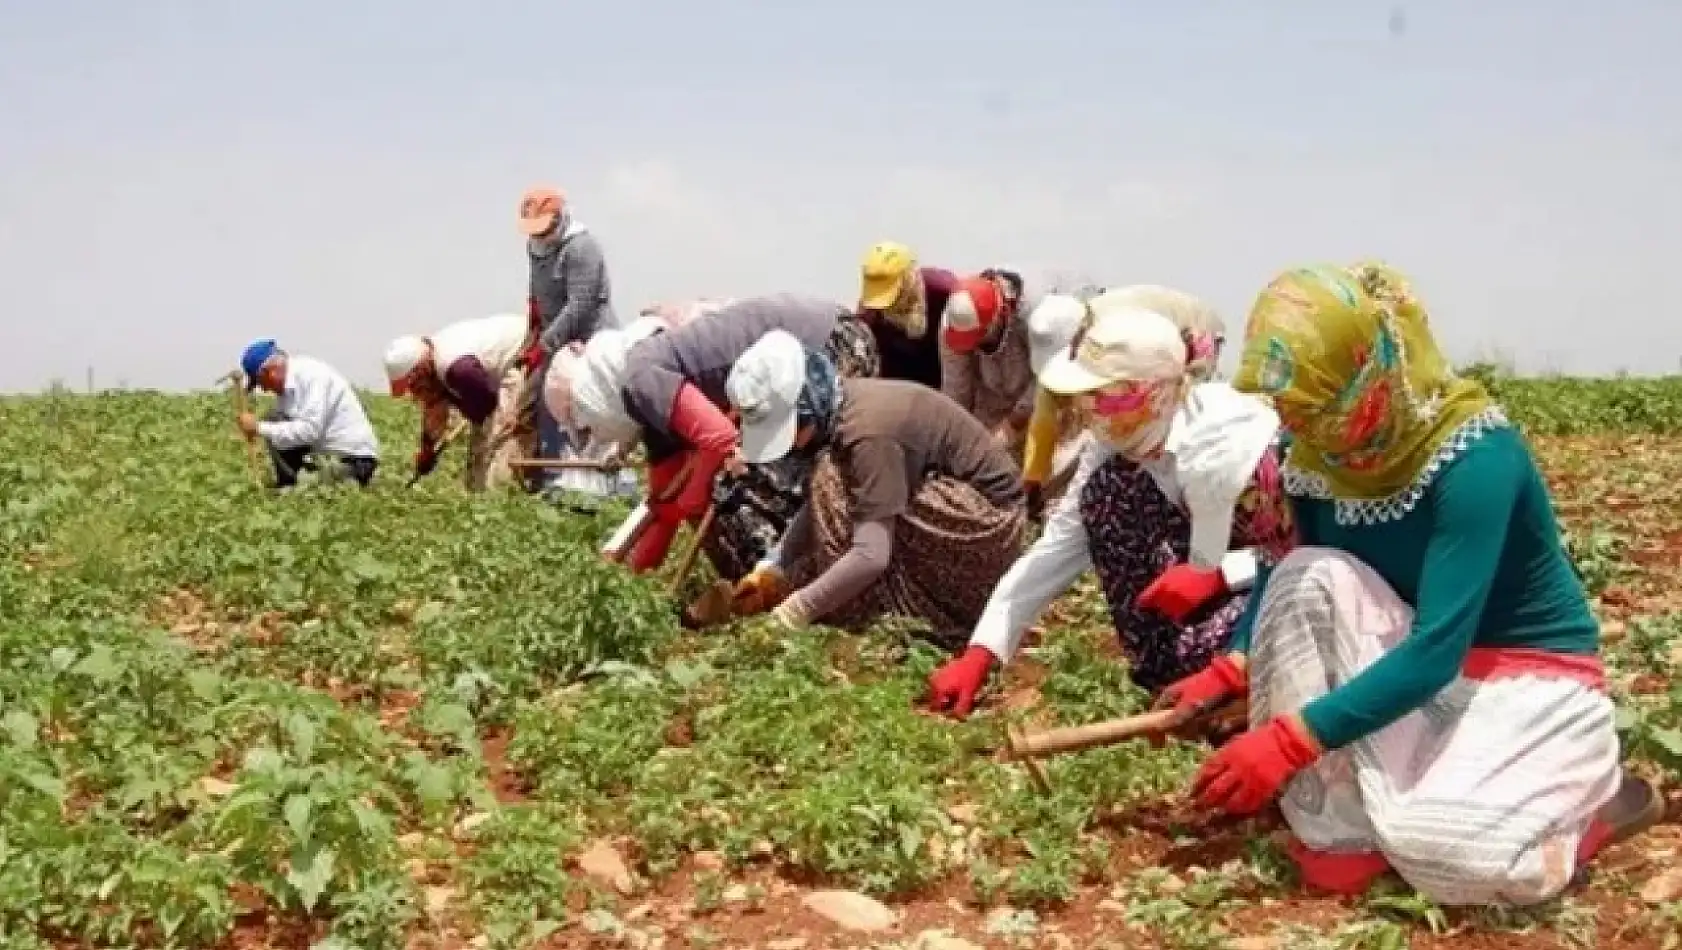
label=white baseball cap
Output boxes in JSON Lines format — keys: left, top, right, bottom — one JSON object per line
{"left": 1025, "top": 294, "right": 1089, "bottom": 378}
{"left": 727, "top": 330, "right": 809, "bottom": 464}
{"left": 1164, "top": 383, "right": 1281, "bottom": 569}
{"left": 1037, "top": 298, "right": 1186, "bottom": 395}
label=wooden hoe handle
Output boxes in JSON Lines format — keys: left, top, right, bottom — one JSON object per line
{"left": 667, "top": 503, "right": 718, "bottom": 597}
{"left": 1001, "top": 708, "right": 1190, "bottom": 761}
{"left": 505, "top": 457, "right": 638, "bottom": 472}
{"left": 222, "top": 369, "right": 262, "bottom": 486}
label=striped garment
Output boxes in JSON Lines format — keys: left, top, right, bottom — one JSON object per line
{"left": 1249, "top": 546, "right": 1620, "bottom": 906}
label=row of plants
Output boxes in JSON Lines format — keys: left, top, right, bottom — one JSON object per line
{"left": 1458, "top": 363, "right": 1682, "bottom": 435}
{"left": 1, "top": 378, "right": 1678, "bottom": 948}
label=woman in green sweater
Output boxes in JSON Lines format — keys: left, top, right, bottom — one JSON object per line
{"left": 1156, "top": 262, "right": 1658, "bottom": 905}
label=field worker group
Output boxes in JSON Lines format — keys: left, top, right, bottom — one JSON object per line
{"left": 231, "top": 183, "right": 1656, "bottom": 911}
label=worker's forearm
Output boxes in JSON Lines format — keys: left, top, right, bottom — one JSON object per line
{"left": 788, "top": 519, "right": 893, "bottom": 621}
{"left": 257, "top": 417, "right": 320, "bottom": 450}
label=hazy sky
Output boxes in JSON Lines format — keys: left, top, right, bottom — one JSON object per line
{"left": 3, "top": 1, "right": 1679, "bottom": 393}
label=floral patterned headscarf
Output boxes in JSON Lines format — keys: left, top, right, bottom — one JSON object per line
{"left": 1233, "top": 262, "right": 1493, "bottom": 500}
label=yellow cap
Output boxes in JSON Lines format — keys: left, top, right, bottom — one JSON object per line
{"left": 859, "top": 241, "right": 917, "bottom": 310}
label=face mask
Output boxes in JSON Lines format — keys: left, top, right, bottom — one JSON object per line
{"left": 1083, "top": 380, "right": 1178, "bottom": 461}
{"left": 526, "top": 209, "right": 574, "bottom": 255}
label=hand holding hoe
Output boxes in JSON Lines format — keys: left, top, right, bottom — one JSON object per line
{"left": 996, "top": 699, "right": 1245, "bottom": 793}
{"left": 218, "top": 369, "right": 262, "bottom": 487}
{"left": 405, "top": 420, "right": 470, "bottom": 488}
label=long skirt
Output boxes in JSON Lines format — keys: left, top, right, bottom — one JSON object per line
{"left": 1249, "top": 546, "right": 1620, "bottom": 906}
{"left": 1078, "top": 458, "right": 1250, "bottom": 694}
{"left": 702, "top": 315, "right": 882, "bottom": 580}
{"left": 786, "top": 456, "right": 1027, "bottom": 648}
{"left": 465, "top": 367, "right": 537, "bottom": 492}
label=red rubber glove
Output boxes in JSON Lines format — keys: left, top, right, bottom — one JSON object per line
{"left": 1191, "top": 716, "right": 1321, "bottom": 816}
{"left": 413, "top": 444, "right": 439, "bottom": 477}
{"left": 1152, "top": 654, "right": 1248, "bottom": 716}
{"left": 521, "top": 340, "right": 548, "bottom": 373}
{"left": 1137, "top": 563, "right": 1229, "bottom": 624}
{"left": 926, "top": 645, "right": 997, "bottom": 719}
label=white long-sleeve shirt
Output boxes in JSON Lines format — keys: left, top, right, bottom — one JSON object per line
{"left": 969, "top": 416, "right": 1259, "bottom": 664}
{"left": 257, "top": 355, "right": 381, "bottom": 459}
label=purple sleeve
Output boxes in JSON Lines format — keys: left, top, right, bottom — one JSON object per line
{"left": 921, "top": 267, "right": 960, "bottom": 319}
{"left": 442, "top": 356, "right": 500, "bottom": 425}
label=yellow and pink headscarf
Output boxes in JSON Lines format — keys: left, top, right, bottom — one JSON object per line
{"left": 1234, "top": 262, "right": 1494, "bottom": 501}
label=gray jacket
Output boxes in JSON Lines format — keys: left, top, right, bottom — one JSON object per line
{"left": 529, "top": 228, "right": 617, "bottom": 354}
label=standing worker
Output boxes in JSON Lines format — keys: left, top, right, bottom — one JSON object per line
{"left": 235, "top": 339, "right": 380, "bottom": 490}
{"left": 520, "top": 185, "right": 621, "bottom": 504}
{"left": 383, "top": 313, "right": 532, "bottom": 491}
{"left": 855, "top": 241, "right": 957, "bottom": 391}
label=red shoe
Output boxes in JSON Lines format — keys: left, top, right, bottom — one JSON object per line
{"left": 1576, "top": 767, "right": 1662, "bottom": 871}
{"left": 1286, "top": 837, "right": 1393, "bottom": 896}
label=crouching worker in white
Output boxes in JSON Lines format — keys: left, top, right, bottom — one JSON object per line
{"left": 237, "top": 339, "right": 380, "bottom": 489}
{"left": 1157, "top": 262, "right": 1659, "bottom": 906}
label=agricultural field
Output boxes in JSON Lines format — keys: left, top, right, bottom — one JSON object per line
{"left": 3, "top": 372, "right": 1682, "bottom": 950}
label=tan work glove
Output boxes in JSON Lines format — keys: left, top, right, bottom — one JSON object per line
{"left": 681, "top": 580, "right": 736, "bottom": 630}
{"left": 732, "top": 564, "right": 791, "bottom": 617}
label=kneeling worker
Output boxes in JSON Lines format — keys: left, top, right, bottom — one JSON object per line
{"left": 236, "top": 338, "right": 380, "bottom": 489}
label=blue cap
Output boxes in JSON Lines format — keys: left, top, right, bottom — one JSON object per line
{"left": 240, "top": 339, "right": 278, "bottom": 390}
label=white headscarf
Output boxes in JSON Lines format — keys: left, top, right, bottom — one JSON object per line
{"left": 541, "top": 342, "right": 588, "bottom": 439}
{"left": 1095, "top": 284, "right": 1225, "bottom": 381}
{"left": 565, "top": 317, "right": 666, "bottom": 445}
